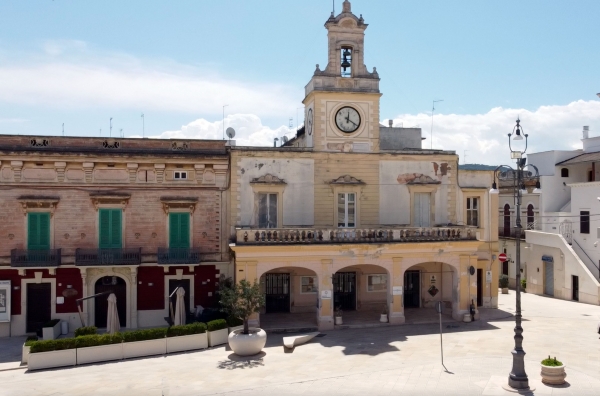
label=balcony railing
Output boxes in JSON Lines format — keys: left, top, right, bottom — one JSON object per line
{"left": 10, "top": 249, "right": 61, "bottom": 267}
{"left": 498, "top": 219, "right": 540, "bottom": 239}
{"left": 157, "top": 247, "right": 201, "bottom": 264}
{"left": 75, "top": 248, "right": 142, "bottom": 266}
{"left": 235, "top": 226, "right": 478, "bottom": 245}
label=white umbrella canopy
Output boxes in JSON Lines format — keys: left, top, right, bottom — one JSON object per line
{"left": 106, "top": 293, "right": 120, "bottom": 335}
{"left": 174, "top": 287, "right": 186, "bottom": 326}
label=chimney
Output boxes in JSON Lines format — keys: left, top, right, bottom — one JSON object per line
{"left": 389, "top": 120, "right": 393, "bottom": 128}
{"left": 583, "top": 126, "right": 589, "bottom": 139}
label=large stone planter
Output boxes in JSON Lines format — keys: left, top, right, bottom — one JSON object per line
{"left": 28, "top": 349, "right": 76, "bottom": 371}
{"left": 166, "top": 333, "right": 208, "bottom": 354}
{"left": 22, "top": 344, "right": 30, "bottom": 365}
{"left": 123, "top": 338, "right": 166, "bottom": 359}
{"left": 42, "top": 321, "right": 62, "bottom": 341}
{"left": 501, "top": 288, "right": 509, "bottom": 294}
{"left": 77, "top": 343, "right": 123, "bottom": 365}
{"left": 541, "top": 363, "right": 567, "bottom": 385}
{"left": 208, "top": 328, "right": 228, "bottom": 347}
{"left": 228, "top": 328, "right": 267, "bottom": 356}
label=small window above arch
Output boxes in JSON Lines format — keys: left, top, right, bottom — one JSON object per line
{"left": 561, "top": 168, "right": 569, "bottom": 177}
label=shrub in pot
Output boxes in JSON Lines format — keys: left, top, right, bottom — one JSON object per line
{"left": 219, "top": 279, "right": 266, "bottom": 356}
{"left": 521, "top": 278, "right": 527, "bottom": 292}
{"left": 541, "top": 356, "right": 566, "bottom": 385}
{"left": 22, "top": 336, "right": 38, "bottom": 364}
{"left": 75, "top": 326, "right": 98, "bottom": 337}
{"left": 499, "top": 275, "right": 509, "bottom": 294}
{"left": 334, "top": 307, "right": 343, "bottom": 325}
{"left": 42, "top": 319, "right": 61, "bottom": 340}
{"left": 166, "top": 322, "right": 208, "bottom": 353}
{"left": 207, "top": 319, "right": 228, "bottom": 347}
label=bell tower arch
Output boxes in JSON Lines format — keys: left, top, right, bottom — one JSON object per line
{"left": 302, "top": 1, "right": 382, "bottom": 152}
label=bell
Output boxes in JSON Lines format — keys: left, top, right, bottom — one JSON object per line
{"left": 341, "top": 57, "right": 351, "bottom": 69}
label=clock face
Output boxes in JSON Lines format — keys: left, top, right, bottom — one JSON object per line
{"left": 335, "top": 106, "right": 361, "bottom": 133}
{"left": 307, "top": 108, "right": 313, "bottom": 135}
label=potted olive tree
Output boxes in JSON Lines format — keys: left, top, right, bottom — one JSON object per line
{"left": 219, "top": 279, "right": 266, "bottom": 356}
{"left": 540, "top": 356, "right": 566, "bottom": 385}
{"left": 499, "top": 275, "right": 509, "bottom": 294}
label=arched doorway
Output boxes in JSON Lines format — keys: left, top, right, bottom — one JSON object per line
{"left": 402, "top": 262, "right": 457, "bottom": 323}
{"left": 95, "top": 276, "right": 127, "bottom": 327}
{"left": 258, "top": 266, "right": 319, "bottom": 331}
{"left": 503, "top": 204, "right": 511, "bottom": 237}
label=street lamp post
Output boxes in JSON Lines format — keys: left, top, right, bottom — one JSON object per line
{"left": 490, "top": 119, "right": 541, "bottom": 391}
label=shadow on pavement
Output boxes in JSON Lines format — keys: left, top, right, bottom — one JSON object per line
{"left": 217, "top": 352, "right": 266, "bottom": 370}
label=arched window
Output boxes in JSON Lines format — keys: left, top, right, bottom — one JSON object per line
{"left": 561, "top": 168, "right": 569, "bottom": 177}
{"left": 527, "top": 204, "right": 535, "bottom": 230}
{"left": 503, "top": 204, "right": 511, "bottom": 237}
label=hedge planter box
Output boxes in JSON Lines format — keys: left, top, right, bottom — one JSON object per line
{"left": 208, "top": 329, "right": 228, "bottom": 347}
{"left": 28, "top": 349, "right": 76, "bottom": 371}
{"left": 42, "top": 321, "right": 62, "bottom": 341}
{"left": 166, "top": 333, "right": 208, "bottom": 354}
{"left": 77, "top": 343, "right": 123, "bottom": 365}
{"left": 22, "top": 345, "right": 30, "bottom": 365}
{"left": 123, "top": 338, "right": 166, "bottom": 359}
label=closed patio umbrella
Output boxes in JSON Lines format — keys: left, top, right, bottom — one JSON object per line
{"left": 106, "top": 293, "right": 120, "bottom": 335}
{"left": 174, "top": 287, "right": 186, "bottom": 326}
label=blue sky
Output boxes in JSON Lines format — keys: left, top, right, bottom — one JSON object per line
{"left": 0, "top": 0, "right": 599, "bottom": 164}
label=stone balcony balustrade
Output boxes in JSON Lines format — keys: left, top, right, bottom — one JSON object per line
{"left": 235, "top": 226, "right": 479, "bottom": 245}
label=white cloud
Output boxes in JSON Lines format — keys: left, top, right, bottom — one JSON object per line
{"left": 152, "top": 113, "right": 296, "bottom": 147}
{"left": 392, "top": 100, "right": 600, "bottom": 165}
{"left": 0, "top": 41, "right": 299, "bottom": 117}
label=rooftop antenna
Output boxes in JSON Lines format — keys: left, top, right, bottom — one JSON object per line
{"left": 282, "top": 136, "right": 289, "bottom": 145}
{"left": 120, "top": 128, "right": 124, "bottom": 138}
{"left": 99, "top": 128, "right": 102, "bottom": 137}
{"left": 222, "top": 105, "right": 229, "bottom": 140}
{"left": 110, "top": 117, "right": 113, "bottom": 137}
{"left": 62, "top": 123, "right": 64, "bottom": 136}
{"left": 289, "top": 118, "right": 293, "bottom": 129}
{"left": 141, "top": 113, "right": 145, "bottom": 138}
{"left": 226, "top": 127, "right": 236, "bottom": 140}
{"left": 274, "top": 137, "right": 279, "bottom": 147}
{"left": 297, "top": 107, "right": 303, "bottom": 129}
{"left": 333, "top": 0, "right": 335, "bottom": 15}
{"left": 430, "top": 99, "right": 443, "bottom": 149}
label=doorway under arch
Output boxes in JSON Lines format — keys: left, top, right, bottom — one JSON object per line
{"left": 94, "top": 276, "right": 127, "bottom": 328}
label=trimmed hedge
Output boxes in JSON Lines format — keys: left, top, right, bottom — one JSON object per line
{"left": 43, "top": 319, "right": 60, "bottom": 328}
{"left": 24, "top": 336, "right": 38, "bottom": 347}
{"left": 30, "top": 338, "right": 77, "bottom": 353}
{"left": 207, "top": 319, "right": 227, "bottom": 332}
{"left": 226, "top": 316, "right": 243, "bottom": 327}
{"left": 76, "top": 333, "right": 123, "bottom": 348}
{"left": 121, "top": 328, "right": 167, "bottom": 343}
{"left": 75, "top": 326, "right": 98, "bottom": 337}
{"left": 167, "top": 322, "right": 207, "bottom": 337}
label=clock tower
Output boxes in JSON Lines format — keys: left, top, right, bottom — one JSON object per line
{"left": 303, "top": 0, "right": 381, "bottom": 152}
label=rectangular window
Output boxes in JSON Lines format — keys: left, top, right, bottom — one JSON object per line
{"left": 27, "top": 212, "right": 50, "bottom": 250}
{"left": 367, "top": 274, "right": 387, "bottom": 292}
{"left": 301, "top": 276, "right": 317, "bottom": 293}
{"left": 99, "top": 209, "right": 122, "bottom": 249}
{"left": 169, "top": 213, "right": 190, "bottom": 248}
{"left": 337, "top": 193, "right": 356, "bottom": 228}
{"left": 258, "top": 193, "right": 278, "bottom": 228}
{"left": 580, "top": 211, "right": 590, "bottom": 234}
{"left": 413, "top": 193, "right": 431, "bottom": 227}
{"left": 467, "top": 197, "right": 479, "bottom": 227}
{"left": 174, "top": 171, "right": 187, "bottom": 180}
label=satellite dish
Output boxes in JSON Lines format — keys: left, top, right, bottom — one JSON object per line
{"left": 226, "top": 127, "right": 236, "bottom": 139}
{"left": 282, "top": 136, "right": 289, "bottom": 143}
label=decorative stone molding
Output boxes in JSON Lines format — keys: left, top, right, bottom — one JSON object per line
{"left": 154, "top": 164, "right": 165, "bottom": 183}
{"left": 10, "top": 161, "right": 23, "bottom": 182}
{"left": 127, "top": 163, "right": 138, "bottom": 183}
{"left": 194, "top": 164, "right": 205, "bottom": 184}
{"left": 405, "top": 174, "right": 441, "bottom": 185}
{"left": 102, "top": 140, "right": 120, "bottom": 149}
{"left": 330, "top": 175, "right": 365, "bottom": 185}
{"left": 30, "top": 138, "right": 50, "bottom": 147}
{"left": 17, "top": 196, "right": 60, "bottom": 216}
{"left": 82, "top": 163, "right": 94, "bottom": 183}
{"left": 250, "top": 173, "right": 286, "bottom": 184}
{"left": 54, "top": 162, "right": 66, "bottom": 182}
{"left": 160, "top": 197, "right": 198, "bottom": 214}
{"left": 171, "top": 141, "right": 190, "bottom": 151}
{"left": 213, "top": 164, "right": 228, "bottom": 187}
{"left": 89, "top": 192, "right": 131, "bottom": 211}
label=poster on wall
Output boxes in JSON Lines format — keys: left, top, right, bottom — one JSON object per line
{"left": 0, "top": 280, "right": 11, "bottom": 322}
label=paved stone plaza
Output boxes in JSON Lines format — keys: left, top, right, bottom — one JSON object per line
{"left": 1, "top": 291, "right": 599, "bottom": 396}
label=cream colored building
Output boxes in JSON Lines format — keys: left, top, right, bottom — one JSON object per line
{"left": 229, "top": 1, "right": 500, "bottom": 331}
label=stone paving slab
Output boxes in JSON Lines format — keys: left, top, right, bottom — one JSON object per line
{"left": 1, "top": 291, "right": 599, "bottom": 395}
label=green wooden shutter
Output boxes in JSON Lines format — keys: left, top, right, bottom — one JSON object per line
{"left": 169, "top": 213, "right": 190, "bottom": 248}
{"left": 99, "top": 209, "right": 122, "bottom": 248}
{"left": 28, "top": 213, "right": 50, "bottom": 250}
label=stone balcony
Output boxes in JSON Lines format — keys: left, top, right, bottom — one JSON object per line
{"left": 235, "top": 226, "right": 479, "bottom": 245}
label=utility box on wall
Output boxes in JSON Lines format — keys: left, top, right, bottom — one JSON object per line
{"left": 0, "top": 280, "right": 11, "bottom": 322}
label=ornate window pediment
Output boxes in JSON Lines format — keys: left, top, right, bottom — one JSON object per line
{"left": 89, "top": 192, "right": 131, "bottom": 211}
{"left": 406, "top": 175, "right": 441, "bottom": 185}
{"left": 160, "top": 197, "right": 198, "bottom": 214}
{"left": 17, "top": 195, "right": 60, "bottom": 216}
{"left": 250, "top": 174, "right": 286, "bottom": 184}
{"left": 330, "top": 175, "right": 365, "bottom": 185}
